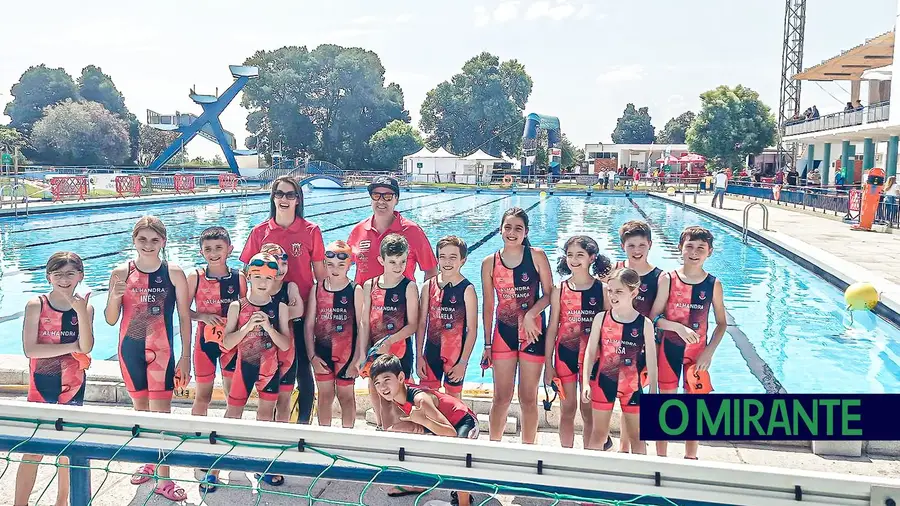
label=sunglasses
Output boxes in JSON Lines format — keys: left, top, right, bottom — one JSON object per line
{"left": 249, "top": 258, "right": 280, "bottom": 270}
{"left": 273, "top": 190, "right": 299, "bottom": 200}
{"left": 370, "top": 192, "right": 395, "bottom": 202}
{"left": 325, "top": 251, "right": 350, "bottom": 260}
{"left": 263, "top": 252, "right": 289, "bottom": 261}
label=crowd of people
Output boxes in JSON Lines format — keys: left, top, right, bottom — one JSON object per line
{"left": 14, "top": 175, "right": 727, "bottom": 506}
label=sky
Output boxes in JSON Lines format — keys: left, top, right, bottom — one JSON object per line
{"left": 2, "top": 0, "right": 898, "bottom": 160}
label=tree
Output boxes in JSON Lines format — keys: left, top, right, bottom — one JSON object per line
{"left": 686, "top": 85, "right": 777, "bottom": 169}
{"left": 611, "top": 104, "right": 655, "bottom": 144}
{"left": 560, "top": 134, "right": 584, "bottom": 171}
{"left": 656, "top": 111, "right": 696, "bottom": 144}
{"left": 31, "top": 99, "right": 130, "bottom": 165}
{"left": 419, "top": 52, "right": 533, "bottom": 158}
{"left": 241, "top": 44, "right": 409, "bottom": 168}
{"left": 4, "top": 65, "right": 79, "bottom": 136}
{"left": 138, "top": 123, "right": 187, "bottom": 166}
{"left": 78, "top": 65, "right": 140, "bottom": 164}
{"left": 368, "top": 120, "right": 424, "bottom": 170}
{"left": 0, "top": 126, "right": 28, "bottom": 165}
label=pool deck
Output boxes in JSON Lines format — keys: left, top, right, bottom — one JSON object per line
{"left": 657, "top": 191, "right": 900, "bottom": 326}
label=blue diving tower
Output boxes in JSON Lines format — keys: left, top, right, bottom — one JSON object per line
{"left": 146, "top": 65, "right": 258, "bottom": 173}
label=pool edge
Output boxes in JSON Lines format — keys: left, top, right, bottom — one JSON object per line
{"left": 650, "top": 193, "right": 900, "bottom": 328}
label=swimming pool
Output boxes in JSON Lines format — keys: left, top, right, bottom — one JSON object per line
{"left": 1, "top": 188, "right": 898, "bottom": 394}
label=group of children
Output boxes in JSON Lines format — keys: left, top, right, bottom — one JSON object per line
{"left": 15, "top": 207, "right": 727, "bottom": 506}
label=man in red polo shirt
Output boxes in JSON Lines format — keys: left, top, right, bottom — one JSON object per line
{"left": 347, "top": 176, "right": 437, "bottom": 284}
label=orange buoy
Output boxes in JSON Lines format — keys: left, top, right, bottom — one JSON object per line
{"left": 684, "top": 364, "right": 713, "bottom": 394}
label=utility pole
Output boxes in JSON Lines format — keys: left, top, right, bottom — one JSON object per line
{"left": 776, "top": 0, "right": 807, "bottom": 173}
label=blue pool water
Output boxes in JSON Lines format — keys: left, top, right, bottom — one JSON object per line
{"left": 1, "top": 188, "right": 898, "bottom": 393}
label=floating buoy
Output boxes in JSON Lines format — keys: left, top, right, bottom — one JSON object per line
{"left": 539, "top": 191, "right": 547, "bottom": 198}
{"left": 845, "top": 282, "right": 879, "bottom": 311}
{"left": 667, "top": 187, "right": 676, "bottom": 196}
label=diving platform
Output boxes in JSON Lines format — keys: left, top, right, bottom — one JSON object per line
{"left": 146, "top": 65, "right": 259, "bottom": 173}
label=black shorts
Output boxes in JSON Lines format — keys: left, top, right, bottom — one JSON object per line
{"left": 424, "top": 413, "right": 479, "bottom": 438}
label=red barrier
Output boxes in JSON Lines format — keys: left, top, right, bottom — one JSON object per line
{"left": 50, "top": 176, "right": 88, "bottom": 203}
{"left": 218, "top": 173, "right": 239, "bottom": 192}
{"left": 115, "top": 175, "right": 142, "bottom": 198}
{"left": 174, "top": 174, "right": 196, "bottom": 194}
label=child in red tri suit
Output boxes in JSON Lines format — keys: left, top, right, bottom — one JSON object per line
{"left": 187, "top": 227, "right": 246, "bottom": 416}
{"left": 222, "top": 252, "right": 291, "bottom": 487}
{"left": 16, "top": 252, "right": 94, "bottom": 506}
{"left": 305, "top": 241, "right": 364, "bottom": 428}
{"left": 186, "top": 227, "right": 246, "bottom": 493}
{"left": 650, "top": 226, "right": 727, "bottom": 460}
{"left": 371, "top": 354, "right": 478, "bottom": 505}
{"left": 259, "top": 243, "right": 303, "bottom": 423}
{"left": 614, "top": 220, "right": 663, "bottom": 452}
{"left": 417, "top": 236, "right": 478, "bottom": 400}
{"left": 582, "top": 268, "right": 658, "bottom": 454}
{"left": 359, "top": 233, "right": 420, "bottom": 429}
{"left": 543, "top": 236, "right": 611, "bottom": 449}
{"left": 105, "top": 216, "right": 191, "bottom": 502}
{"left": 481, "top": 207, "right": 553, "bottom": 444}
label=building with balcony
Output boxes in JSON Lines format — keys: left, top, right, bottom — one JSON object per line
{"left": 783, "top": 17, "right": 900, "bottom": 185}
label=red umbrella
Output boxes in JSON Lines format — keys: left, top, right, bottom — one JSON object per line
{"left": 679, "top": 153, "right": 706, "bottom": 163}
{"left": 656, "top": 155, "right": 681, "bottom": 165}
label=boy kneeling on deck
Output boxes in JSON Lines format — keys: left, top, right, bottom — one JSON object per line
{"left": 370, "top": 354, "right": 477, "bottom": 506}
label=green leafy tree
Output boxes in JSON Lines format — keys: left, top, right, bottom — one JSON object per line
{"left": 241, "top": 44, "right": 408, "bottom": 169}
{"left": 78, "top": 65, "right": 140, "bottom": 164}
{"left": 368, "top": 120, "right": 424, "bottom": 170}
{"left": 686, "top": 85, "right": 776, "bottom": 169}
{"left": 419, "top": 52, "right": 533, "bottom": 158}
{"left": 611, "top": 104, "right": 655, "bottom": 144}
{"left": 0, "top": 126, "right": 28, "bottom": 165}
{"left": 31, "top": 99, "right": 130, "bottom": 165}
{"left": 138, "top": 123, "right": 187, "bottom": 165}
{"left": 4, "top": 65, "right": 79, "bottom": 136}
{"left": 656, "top": 111, "right": 696, "bottom": 144}
{"left": 560, "top": 134, "right": 583, "bottom": 170}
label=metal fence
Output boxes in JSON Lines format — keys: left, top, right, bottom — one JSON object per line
{"left": 726, "top": 181, "right": 900, "bottom": 228}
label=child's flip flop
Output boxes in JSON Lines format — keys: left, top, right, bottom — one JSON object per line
{"left": 130, "top": 463, "right": 156, "bottom": 485}
{"left": 154, "top": 480, "right": 187, "bottom": 501}
{"left": 254, "top": 473, "right": 285, "bottom": 486}
{"left": 199, "top": 474, "right": 218, "bottom": 493}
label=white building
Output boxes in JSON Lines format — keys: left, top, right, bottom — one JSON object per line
{"left": 582, "top": 143, "right": 690, "bottom": 173}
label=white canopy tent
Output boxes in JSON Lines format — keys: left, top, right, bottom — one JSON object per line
{"left": 456, "top": 149, "right": 504, "bottom": 184}
{"left": 403, "top": 146, "right": 461, "bottom": 183}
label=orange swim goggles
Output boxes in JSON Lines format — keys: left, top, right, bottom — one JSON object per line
{"left": 684, "top": 364, "right": 713, "bottom": 394}
{"left": 541, "top": 378, "right": 566, "bottom": 411}
{"left": 71, "top": 352, "right": 91, "bottom": 371}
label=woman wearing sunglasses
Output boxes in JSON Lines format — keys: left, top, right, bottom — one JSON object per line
{"left": 347, "top": 176, "right": 438, "bottom": 285}
{"left": 240, "top": 176, "right": 325, "bottom": 425}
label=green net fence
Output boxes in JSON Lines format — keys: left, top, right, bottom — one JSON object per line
{"left": 0, "top": 416, "right": 684, "bottom": 506}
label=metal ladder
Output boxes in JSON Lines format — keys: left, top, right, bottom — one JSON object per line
{"left": 0, "top": 184, "right": 29, "bottom": 218}
{"left": 742, "top": 202, "right": 769, "bottom": 244}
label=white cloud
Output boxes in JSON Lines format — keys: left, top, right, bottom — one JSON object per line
{"left": 576, "top": 4, "right": 593, "bottom": 19}
{"left": 474, "top": 6, "right": 491, "bottom": 27}
{"left": 493, "top": 1, "right": 520, "bottom": 23}
{"left": 525, "top": 1, "right": 585, "bottom": 21}
{"left": 596, "top": 64, "right": 645, "bottom": 83}
{"left": 350, "top": 15, "right": 379, "bottom": 25}
{"left": 395, "top": 13, "right": 414, "bottom": 23}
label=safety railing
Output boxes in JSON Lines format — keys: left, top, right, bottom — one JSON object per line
{"left": 742, "top": 202, "right": 769, "bottom": 244}
{"left": 0, "top": 184, "right": 30, "bottom": 217}
{"left": 783, "top": 101, "right": 890, "bottom": 136}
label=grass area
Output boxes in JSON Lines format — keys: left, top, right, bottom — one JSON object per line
{"left": 0, "top": 177, "right": 43, "bottom": 197}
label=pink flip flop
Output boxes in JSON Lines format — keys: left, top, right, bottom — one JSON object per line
{"left": 155, "top": 480, "right": 187, "bottom": 502}
{"left": 130, "top": 463, "right": 156, "bottom": 485}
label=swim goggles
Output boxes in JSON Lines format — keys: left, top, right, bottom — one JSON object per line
{"left": 263, "top": 252, "right": 289, "bottom": 261}
{"left": 248, "top": 258, "right": 279, "bottom": 278}
{"left": 325, "top": 251, "right": 350, "bottom": 260}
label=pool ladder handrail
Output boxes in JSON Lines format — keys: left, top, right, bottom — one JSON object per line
{"left": 0, "top": 183, "right": 29, "bottom": 218}
{"left": 742, "top": 202, "right": 769, "bottom": 244}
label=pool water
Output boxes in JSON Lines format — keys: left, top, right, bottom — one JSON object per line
{"left": 1, "top": 189, "right": 898, "bottom": 393}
